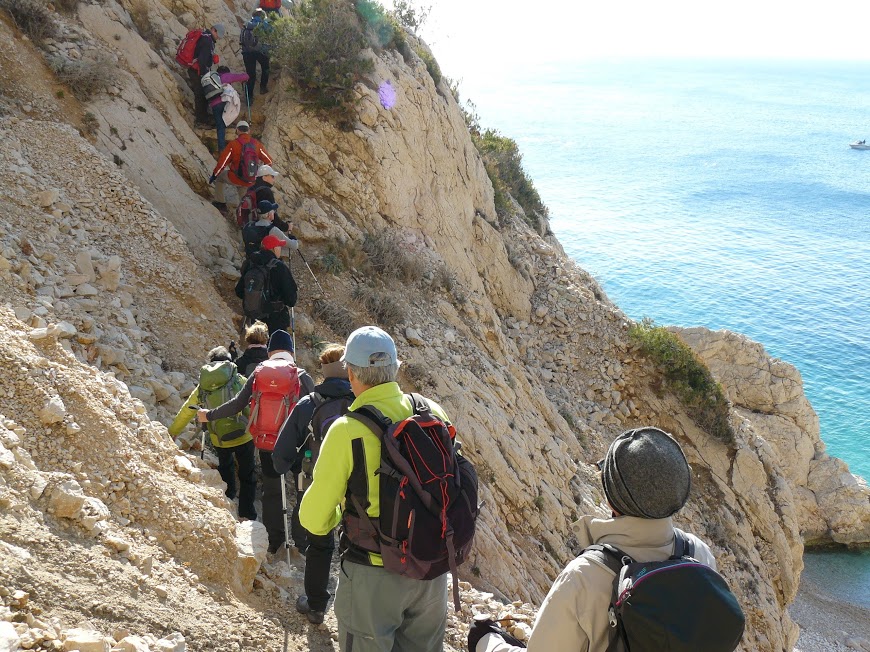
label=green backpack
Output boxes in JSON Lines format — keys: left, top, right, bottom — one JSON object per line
{"left": 199, "top": 361, "right": 248, "bottom": 445}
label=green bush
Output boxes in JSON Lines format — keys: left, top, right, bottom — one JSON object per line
{"left": 355, "top": 0, "right": 402, "bottom": 49}
{"left": 629, "top": 318, "right": 735, "bottom": 445}
{"left": 130, "top": 0, "right": 164, "bottom": 51}
{"left": 391, "top": 0, "right": 430, "bottom": 34}
{"left": 472, "top": 128, "right": 548, "bottom": 229}
{"left": 414, "top": 45, "right": 441, "bottom": 85}
{"left": 264, "top": 1, "right": 374, "bottom": 125}
{"left": 0, "top": 0, "right": 59, "bottom": 44}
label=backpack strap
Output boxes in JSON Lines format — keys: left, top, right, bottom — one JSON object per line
{"left": 407, "top": 392, "right": 431, "bottom": 415}
{"left": 673, "top": 528, "right": 695, "bottom": 559}
{"left": 582, "top": 544, "right": 632, "bottom": 575}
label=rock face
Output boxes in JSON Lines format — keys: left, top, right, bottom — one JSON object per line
{"left": 676, "top": 327, "right": 870, "bottom": 546}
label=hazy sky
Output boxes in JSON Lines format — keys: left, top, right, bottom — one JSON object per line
{"left": 384, "top": 0, "right": 870, "bottom": 83}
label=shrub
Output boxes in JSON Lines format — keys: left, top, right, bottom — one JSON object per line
{"left": 130, "top": 0, "right": 164, "bottom": 51}
{"left": 355, "top": 0, "right": 402, "bottom": 49}
{"left": 0, "top": 0, "right": 59, "bottom": 44}
{"left": 414, "top": 45, "right": 441, "bottom": 86}
{"left": 53, "top": 0, "right": 79, "bottom": 14}
{"left": 81, "top": 111, "right": 99, "bottom": 137}
{"left": 312, "top": 298, "right": 356, "bottom": 336}
{"left": 629, "top": 318, "right": 734, "bottom": 445}
{"left": 391, "top": 0, "right": 430, "bottom": 34}
{"left": 264, "top": 1, "right": 374, "bottom": 125}
{"left": 361, "top": 231, "right": 426, "bottom": 284}
{"left": 351, "top": 283, "right": 404, "bottom": 329}
{"left": 472, "top": 128, "right": 548, "bottom": 229}
{"left": 49, "top": 53, "right": 120, "bottom": 101}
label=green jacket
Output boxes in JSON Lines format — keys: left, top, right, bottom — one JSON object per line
{"left": 298, "top": 381, "right": 450, "bottom": 566}
{"left": 169, "top": 373, "right": 251, "bottom": 448}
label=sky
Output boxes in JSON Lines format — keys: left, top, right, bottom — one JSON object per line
{"left": 383, "top": 0, "right": 870, "bottom": 91}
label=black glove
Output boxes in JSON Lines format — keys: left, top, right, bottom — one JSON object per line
{"left": 468, "top": 618, "right": 526, "bottom": 651}
{"left": 228, "top": 341, "right": 238, "bottom": 359}
{"left": 208, "top": 174, "right": 217, "bottom": 184}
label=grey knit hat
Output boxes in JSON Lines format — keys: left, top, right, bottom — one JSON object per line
{"left": 601, "top": 427, "right": 691, "bottom": 519}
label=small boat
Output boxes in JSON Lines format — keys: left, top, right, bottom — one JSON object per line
{"left": 850, "top": 140, "right": 870, "bottom": 150}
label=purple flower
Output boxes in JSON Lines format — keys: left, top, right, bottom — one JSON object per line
{"left": 378, "top": 81, "right": 396, "bottom": 110}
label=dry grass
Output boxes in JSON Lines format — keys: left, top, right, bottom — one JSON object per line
{"left": 0, "top": 0, "right": 59, "bottom": 44}
{"left": 129, "top": 0, "right": 164, "bottom": 51}
{"left": 361, "top": 231, "right": 426, "bottom": 284}
{"left": 351, "top": 283, "right": 404, "bottom": 330}
{"left": 49, "top": 53, "right": 120, "bottom": 101}
{"left": 312, "top": 298, "right": 356, "bottom": 337}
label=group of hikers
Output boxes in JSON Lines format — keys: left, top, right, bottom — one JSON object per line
{"left": 168, "top": 325, "right": 745, "bottom": 651}
{"left": 175, "top": 1, "right": 286, "bottom": 150}
{"left": 164, "top": 5, "right": 746, "bottom": 651}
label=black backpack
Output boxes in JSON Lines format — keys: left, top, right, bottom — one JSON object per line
{"left": 242, "top": 222, "right": 273, "bottom": 258}
{"left": 242, "top": 258, "right": 280, "bottom": 319}
{"left": 240, "top": 21, "right": 259, "bottom": 52}
{"left": 583, "top": 529, "right": 745, "bottom": 652}
{"left": 345, "top": 393, "right": 479, "bottom": 612}
{"left": 306, "top": 391, "right": 355, "bottom": 462}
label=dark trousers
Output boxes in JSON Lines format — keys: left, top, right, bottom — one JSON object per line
{"left": 187, "top": 67, "right": 209, "bottom": 123}
{"left": 242, "top": 51, "right": 271, "bottom": 99}
{"left": 292, "top": 489, "right": 336, "bottom": 611}
{"left": 259, "top": 450, "right": 287, "bottom": 548}
{"left": 212, "top": 101, "right": 226, "bottom": 152}
{"left": 265, "top": 308, "right": 290, "bottom": 335}
{"left": 216, "top": 440, "right": 257, "bottom": 520}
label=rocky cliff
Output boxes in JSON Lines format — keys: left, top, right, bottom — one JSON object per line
{"left": 0, "top": 1, "right": 868, "bottom": 651}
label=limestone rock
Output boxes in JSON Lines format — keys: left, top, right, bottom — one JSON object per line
{"left": 233, "top": 520, "right": 269, "bottom": 591}
{"left": 37, "top": 189, "right": 59, "bottom": 208}
{"left": 62, "top": 628, "right": 110, "bottom": 652}
{"left": 114, "top": 636, "right": 150, "bottom": 652}
{"left": 49, "top": 478, "right": 86, "bottom": 518}
{"left": 39, "top": 396, "right": 67, "bottom": 425}
{"left": 152, "top": 633, "right": 185, "bottom": 652}
{"left": 0, "top": 621, "right": 21, "bottom": 652}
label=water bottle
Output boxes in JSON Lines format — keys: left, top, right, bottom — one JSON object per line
{"left": 301, "top": 450, "right": 314, "bottom": 490}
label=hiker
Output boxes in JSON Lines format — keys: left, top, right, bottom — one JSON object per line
{"left": 205, "top": 66, "right": 249, "bottom": 152}
{"left": 468, "top": 427, "right": 726, "bottom": 652}
{"left": 198, "top": 330, "right": 314, "bottom": 552}
{"left": 209, "top": 121, "right": 272, "bottom": 213}
{"left": 242, "top": 200, "right": 298, "bottom": 258}
{"left": 176, "top": 24, "right": 225, "bottom": 126}
{"left": 258, "top": 0, "right": 290, "bottom": 15}
{"left": 236, "top": 164, "right": 291, "bottom": 228}
{"left": 169, "top": 346, "right": 256, "bottom": 520}
{"left": 235, "top": 233, "right": 297, "bottom": 334}
{"left": 240, "top": 8, "right": 272, "bottom": 106}
{"left": 272, "top": 343, "right": 354, "bottom": 624}
{"left": 233, "top": 320, "right": 270, "bottom": 376}
{"left": 299, "top": 326, "right": 473, "bottom": 650}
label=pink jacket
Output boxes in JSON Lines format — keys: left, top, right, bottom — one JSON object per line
{"left": 209, "top": 72, "right": 249, "bottom": 108}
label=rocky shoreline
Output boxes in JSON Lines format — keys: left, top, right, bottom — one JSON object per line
{"left": 792, "top": 574, "right": 870, "bottom": 652}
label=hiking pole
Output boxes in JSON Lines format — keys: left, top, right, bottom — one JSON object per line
{"left": 245, "top": 84, "right": 252, "bottom": 123}
{"left": 189, "top": 405, "right": 208, "bottom": 460}
{"left": 290, "top": 307, "right": 297, "bottom": 355}
{"left": 280, "top": 473, "right": 293, "bottom": 570}
{"left": 296, "top": 249, "right": 324, "bottom": 294}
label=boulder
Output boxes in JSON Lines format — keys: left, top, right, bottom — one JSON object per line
{"left": 39, "top": 396, "right": 67, "bottom": 425}
{"left": 233, "top": 520, "right": 269, "bottom": 591}
{"left": 48, "top": 478, "right": 86, "bottom": 518}
{"left": 62, "top": 628, "right": 110, "bottom": 652}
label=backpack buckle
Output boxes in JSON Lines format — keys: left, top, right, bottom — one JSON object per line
{"left": 608, "top": 606, "right": 617, "bottom": 628}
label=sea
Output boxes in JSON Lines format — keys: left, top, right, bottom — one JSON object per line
{"left": 461, "top": 58, "right": 870, "bottom": 608}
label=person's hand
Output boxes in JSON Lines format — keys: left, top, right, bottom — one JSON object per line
{"left": 213, "top": 54, "right": 220, "bottom": 64}
{"left": 286, "top": 236, "right": 299, "bottom": 251}
{"left": 208, "top": 174, "right": 217, "bottom": 185}
{"left": 196, "top": 409, "right": 209, "bottom": 423}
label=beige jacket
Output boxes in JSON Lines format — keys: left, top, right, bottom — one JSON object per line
{"left": 478, "top": 515, "right": 716, "bottom": 652}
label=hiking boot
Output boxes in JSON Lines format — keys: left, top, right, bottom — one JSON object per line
{"left": 260, "top": 85, "right": 268, "bottom": 94}
{"left": 295, "top": 595, "right": 325, "bottom": 625}
{"left": 211, "top": 201, "right": 227, "bottom": 213}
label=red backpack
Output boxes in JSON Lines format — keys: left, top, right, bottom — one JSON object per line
{"left": 260, "top": 0, "right": 281, "bottom": 8}
{"left": 248, "top": 359, "right": 300, "bottom": 450}
{"left": 176, "top": 29, "right": 204, "bottom": 71}
{"left": 236, "top": 186, "right": 259, "bottom": 227}
{"left": 237, "top": 139, "right": 261, "bottom": 185}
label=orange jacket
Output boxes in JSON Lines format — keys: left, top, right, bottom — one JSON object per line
{"left": 213, "top": 134, "right": 273, "bottom": 186}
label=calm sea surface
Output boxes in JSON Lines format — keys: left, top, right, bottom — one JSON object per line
{"left": 462, "top": 58, "right": 870, "bottom": 606}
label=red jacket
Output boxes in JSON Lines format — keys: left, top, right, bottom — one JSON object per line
{"left": 212, "top": 134, "right": 273, "bottom": 186}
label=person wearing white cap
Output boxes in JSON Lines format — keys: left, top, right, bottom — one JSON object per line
{"left": 249, "top": 164, "right": 292, "bottom": 232}
{"left": 299, "top": 326, "right": 454, "bottom": 651}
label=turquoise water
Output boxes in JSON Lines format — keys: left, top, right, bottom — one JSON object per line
{"left": 460, "top": 58, "right": 870, "bottom": 603}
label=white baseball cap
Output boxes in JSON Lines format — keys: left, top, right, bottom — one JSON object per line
{"left": 256, "top": 164, "right": 280, "bottom": 178}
